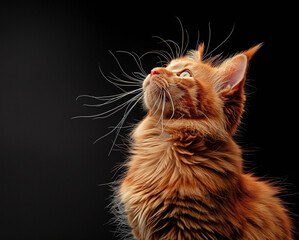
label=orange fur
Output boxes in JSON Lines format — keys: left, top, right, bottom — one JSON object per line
{"left": 118, "top": 44, "right": 293, "bottom": 239}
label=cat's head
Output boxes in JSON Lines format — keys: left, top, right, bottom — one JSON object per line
{"left": 142, "top": 43, "right": 261, "bottom": 136}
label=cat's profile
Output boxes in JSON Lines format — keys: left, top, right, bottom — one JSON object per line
{"left": 114, "top": 42, "right": 293, "bottom": 240}
{"left": 76, "top": 31, "right": 294, "bottom": 239}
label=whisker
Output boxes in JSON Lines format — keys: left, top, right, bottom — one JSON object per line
{"left": 176, "top": 17, "right": 184, "bottom": 57}
{"left": 155, "top": 90, "right": 166, "bottom": 128}
{"left": 107, "top": 74, "right": 142, "bottom": 87}
{"left": 93, "top": 92, "right": 143, "bottom": 119}
{"left": 156, "top": 56, "right": 166, "bottom": 67}
{"left": 98, "top": 64, "right": 126, "bottom": 92}
{"left": 164, "top": 87, "right": 175, "bottom": 127}
{"left": 203, "top": 25, "right": 235, "bottom": 60}
{"left": 81, "top": 89, "right": 143, "bottom": 107}
{"left": 162, "top": 39, "right": 181, "bottom": 59}
{"left": 152, "top": 89, "right": 164, "bottom": 117}
{"left": 152, "top": 35, "right": 175, "bottom": 60}
{"left": 76, "top": 94, "right": 101, "bottom": 101}
{"left": 161, "top": 91, "right": 166, "bottom": 132}
{"left": 182, "top": 28, "right": 190, "bottom": 56}
{"left": 109, "top": 50, "right": 138, "bottom": 82}
{"left": 116, "top": 50, "right": 147, "bottom": 76}
{"left": 150, "top": 87, "right": 163, "bottom": 113}
{"left": 77, "top": 88, "right": 141, "bottom": 102}
{"left": 76, "top": 49, "right": 148, "bottom": 156}
{"left": 132, "top": 71, "right": 147, "bottom": 80}
{"left": 106, "top": 93, "right": 144, "bottom": 155}
{"left": 140, "top": 50, "right": 171, "bottom": 63}
{"left": 73, "top": 91, "right": 142, "bottom": 120}
{"left": 108, "top": 124, "right": 134, "bottom": 129}
{"left": 73, "top": 102, "right": 125, "bottom": 120}
{"left": 93, "top": 92, "right": 143, "bottom": 145}
{"left": 195, "top": 30, "right": 201, "bottom": 50}
{"left": 203, "top": 22, "right": 212, "bottom": 59}
{"left": 155, "top": 48, "right": 173, "bottom": 63}
{"left": 132, "top": 51, "right": 148, "bottom": 76}
{"left": 110, "top": 72, "right": 142, "bottom": 84}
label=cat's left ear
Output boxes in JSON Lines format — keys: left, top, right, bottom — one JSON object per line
{"left": 217, "top": 43, "right": 262, "bottom": 134}
{"left": 197, "top": 43, "right": 205, "bottom": 60}
{"left": 217, "top": 43, "right": 262, "bottom": 95}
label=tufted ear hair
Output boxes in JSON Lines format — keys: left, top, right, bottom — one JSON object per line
{"left": 217, "top": 43, "right": 262, "bottom": 134}
{"left": 218, "top": 43, "right": 262, "bottom": 94}
{"left": 197, "top": 42, "right": 205, "bottom": 60}
{"left": 242, "top": 43, "right": 263, "bottom": 61}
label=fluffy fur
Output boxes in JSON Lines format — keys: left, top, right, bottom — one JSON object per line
{"left": 116, "top": 43, "right": 293, "bottom": 239}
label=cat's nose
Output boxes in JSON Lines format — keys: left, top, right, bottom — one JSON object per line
{"left": 150, "top": 68, "right": 160, "bottom": 76}
{"left": 150, "top": 67, "right": 172, "bottom": 77}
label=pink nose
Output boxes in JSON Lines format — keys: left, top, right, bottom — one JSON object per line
{"left": 150, "top": 69, "right": 160, "bottom": 76}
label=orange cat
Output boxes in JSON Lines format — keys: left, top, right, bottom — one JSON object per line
{"left": 114, "top": 43, "right": 293, "bottom": 240}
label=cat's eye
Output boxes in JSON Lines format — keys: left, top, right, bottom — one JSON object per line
{"left": 177, "top": 70, "right": 192, "bottom": 78}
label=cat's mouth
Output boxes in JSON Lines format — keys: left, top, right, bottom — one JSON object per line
{"left": 144, "top": 75, "right": 171, "bottom": 99}
{"left": 151, "top": 75, "right": 170, "bottom": 89}
{"left": 143, "top": 75, "right": 173, "bottom": 112}
{"left": 143, "top": 74, "right": 169, "bottom": 90}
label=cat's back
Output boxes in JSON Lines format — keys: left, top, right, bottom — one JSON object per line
{"left": 236, "top": 174, "right": 293, "bottom": 239}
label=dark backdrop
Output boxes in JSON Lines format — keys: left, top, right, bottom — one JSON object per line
{"left": 0, "top": 2, "right": 298, "bottom": 239}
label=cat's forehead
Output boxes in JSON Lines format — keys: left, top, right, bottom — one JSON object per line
{"left": 166, "top": 58, "right": 195, "bottom": 72}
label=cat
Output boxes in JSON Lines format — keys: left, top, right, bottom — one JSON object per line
{"left": 114, "top": 43, "right": 294, "bottom": 240}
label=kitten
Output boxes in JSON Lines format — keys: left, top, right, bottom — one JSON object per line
{"left": 116, "top": 43, "right": 293, "bottom": 239}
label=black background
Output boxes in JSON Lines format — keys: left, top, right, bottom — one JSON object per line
{"left": 0, "top": 2, "right": 298, "bottom": 239}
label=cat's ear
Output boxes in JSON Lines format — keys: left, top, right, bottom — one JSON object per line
{"left": 217, "top": 43, "right": 262, "bottom": 134}
{"left": 217, "top": 44, "right": 262, "bottom": 95}
{"left": 197, "top": 42, "right": 205, "bottom": 60}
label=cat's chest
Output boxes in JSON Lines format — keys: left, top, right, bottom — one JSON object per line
{"left": 119, "top": 132, "right": 240, "bottom": 238}
{"left": 120, "top": 153, "right": 229, "bottom": 239}
{"left": 121, "top": 134, "right": 206, "bottom": 211}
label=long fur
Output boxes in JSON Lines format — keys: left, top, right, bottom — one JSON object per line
{"left": 112, "top": 43, "right": 294, "bottom": 239}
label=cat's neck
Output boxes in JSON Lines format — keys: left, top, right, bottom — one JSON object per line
{"left": 132, "top": 115, "right": 243, "bottom": 175}
{"left": 133, "top": 115, "right": 229, "bottom": 147}
{"left": 129, "top": 115, "right": 244, "bottom": 198}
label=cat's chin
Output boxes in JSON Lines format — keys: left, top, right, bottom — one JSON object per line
{"left": 143, "top": 94, "right": 173, "bottom": 119}
{"left": 142, "top": 76, "right": 150, "bottom": 89}
{"left": 143, "top": 92, "right": 157, "bottom": 112}
{"left": 143, "top": 82, "right": 163, "bottom": 107}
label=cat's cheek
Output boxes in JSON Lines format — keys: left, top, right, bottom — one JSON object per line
{"left": 143, "top": 96, "right": 150, "bottom": 111}
{"left": 143, "top": 79, "right": 150, "bottom": 90}
{"left": 142, "top": 75, "right": 151, "bottom": 90}
{"left": 143, "top": 90, "right": 153, "bottom": 111}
